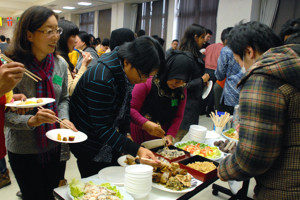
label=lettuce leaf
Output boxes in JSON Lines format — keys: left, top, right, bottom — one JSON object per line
{"left": 69, "top": 178, "right": 85, "bottom": 199}
{"left": 100, "top": 183, "right": 124, "bottom": 199}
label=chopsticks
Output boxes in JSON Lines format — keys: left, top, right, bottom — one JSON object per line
{"left": 38, "top": 106, "right": 74, "bottom": 131}
{"left": 0, "top": 54, "right": 42, "bottom": 82}
{"left": 210, "top": 110, "right": 231, "bottom": 129}
{"left": 77, "top": 49, "right": 93, "bottom": 59}
{"left": 224, "top": 141, "right": 235, "bottom": 152}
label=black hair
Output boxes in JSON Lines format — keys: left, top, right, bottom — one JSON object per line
{"left": 152, "top": 35, "right": 165, "bottom": 47}
{"left": 137, "top": 29, "right": 146, "bottom": 37}
{"left": 220, "top": 27, "right": 232, "bottom": 43}
{"left": 57, "top": 19, "right": 79, "bottom": 71}
{"left": 101, "top": 38, "right": 110, "bottom": 46}
{"left": 95, "top": 37, "right": 101, "bottom": 45}
{"left": 0, "top": 35, "right": 6, "bottom": 42}
{"left": 110, "top": 28, "right": 135, "bottom": 50}
{"left": 78, "top": 31, "right": 92, "bottom": 48}
{"left": 284, "top": 32, "right": 300, "bottom": 44}
{"left": 179, "top": 24, "right": 206, "bottom": 58}
{"left": 227, "top": 21, "right": 281, "bottom": 59}
{"left": 6, "top": 6, "right": 57, "bottom": 64}
{"left": 118, "top": 36, "right": 165, "bottom": 76}
{"left": 172, "top": 39, "right": 179, "bottom": 43}
{"left": 206, "top": 29, "right": 213, "bottom": 35}
{"left": 279, "top": 18, "right": 300, "bottom": 42}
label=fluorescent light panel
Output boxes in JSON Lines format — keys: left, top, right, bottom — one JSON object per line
{"left": 53, "top": 10, "right": 62, "bottom": 13}
{"left": 63, "top": 6, "right": 75, "bottom": 10}
{"left": 78, "top": 2, "right": 92, "bottom": 6}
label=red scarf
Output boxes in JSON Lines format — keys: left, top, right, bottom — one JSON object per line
{"left": 29, "top": 54, "right": 58, "bottom": 148}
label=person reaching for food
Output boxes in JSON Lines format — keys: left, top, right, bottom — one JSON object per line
{"left": 130, "top": 50, "right": 194, "bottom": 146}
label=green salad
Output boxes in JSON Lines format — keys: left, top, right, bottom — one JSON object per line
{"left": 69, "top": 178, "right": 123, "bottom": 200}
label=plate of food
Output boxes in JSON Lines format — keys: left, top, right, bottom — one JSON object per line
{"left": 5, "top": 97, "right": 55, "bottom": 108}
{"left": 68, "top": 177, "right": 133, "bottom": 200}
{"left": 152, "top": 162, "right": 201, "bottom": 193}
{"left": 46, "top": 129, "right": 87, "bottom": 143}
{"left": 117, "top": 155, "right": 138, "bottom": 167}
{"left": 98, "top": 166, "right": 125, "bottom": 186}
{"left": 222, "top": 128, "right": 239, "bottom": 142}
{"left": 175, "top": 141, "right": 223, "bottom": 161}
{"left": 202, "top": 80, "right": 213, "bottom": 99}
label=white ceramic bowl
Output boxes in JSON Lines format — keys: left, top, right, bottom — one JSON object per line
{"left": 141, "top": 139, "right": 164, "bottom": 149}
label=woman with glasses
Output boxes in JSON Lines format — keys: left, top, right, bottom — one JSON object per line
{"left": 5, "top": 6, "right": 76, "bottom": 200}
{"left": 74, "top": 31, "right": 99, "bottom": 72}
{"left": 130, "top": 50, "right": 194, "bottom": 145}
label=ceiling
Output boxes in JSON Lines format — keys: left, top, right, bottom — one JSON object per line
{"left": 0, "top": 0, "right": 147, "bottom": 18}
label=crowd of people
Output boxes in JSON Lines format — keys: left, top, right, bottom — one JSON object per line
{"left": 0, "top": 5, "right": 299, "bottom": 200}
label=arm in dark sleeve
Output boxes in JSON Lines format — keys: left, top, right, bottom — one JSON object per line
{"left": 85, "top": 80, "right": 140, "bottom": 156}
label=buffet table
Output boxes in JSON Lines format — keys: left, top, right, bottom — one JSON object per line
{"left": 53, "top": 174, "right": 218, "bottom": 200}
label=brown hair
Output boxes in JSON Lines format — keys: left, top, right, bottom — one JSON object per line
{"left": 6, "top": 6, "right": 57, "bottom": 65}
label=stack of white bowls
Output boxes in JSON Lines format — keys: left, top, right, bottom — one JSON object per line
{"left": 188, "top": 125, "right": 207, "bottom": 143}
{"left": 125, "top": 164, "right": 153, "bottom": 199}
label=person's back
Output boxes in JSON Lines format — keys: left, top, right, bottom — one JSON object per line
{"left": 239, "top": 44, "right": 300, "bottom": 199}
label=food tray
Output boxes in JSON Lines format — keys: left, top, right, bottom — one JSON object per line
{"left": 150, "top": 145, "right": 191, "bottom": 163}
{"left": 179, "top": 155, "right": 219, "bottom": 182}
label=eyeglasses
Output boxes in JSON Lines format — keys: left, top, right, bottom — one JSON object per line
{"left": 36, "top": 27, "right": 63, "bottom": 37}
{"left": 137, "top": 69, "right": 149, "bottom": 81}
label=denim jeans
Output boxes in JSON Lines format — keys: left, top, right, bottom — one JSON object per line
{"left": 0, "top": 157, "right": 7, "bottom": 174}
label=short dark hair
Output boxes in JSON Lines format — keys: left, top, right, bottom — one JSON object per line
{"left": 172, "top": 39, "right": 179, "bottom": 43}
{"left": 227, "top": 21, "right": 281, "bottom": 59}
{"left": 152, "top": 35, "right": 165, "bottom": 47}
{"left": 0, "top": 35, "right": 6, "bottom": 42}
{"left": 179, "top": 24, "right": 206, "bottom": 58}
{"left": 137, "top": 29, "right": 146, "bottom": 37}
{"left": 284, "top": 32, "right": 300, "bottom": 44}
{"left": 110, "top": 28, "right": 135, "bottom": 50}
{"left": 118, "top": 36, "right": 165, "bottom": 76}
{"left": 101, "top": 38, "right": 110, "bottom": 46}
{"left": 6, "top": 6, "right": 57, "bottom": 64}
{"left": 95, "top": 37, "right": 101, "bottom": 45}
{"left": 279, "top": 18, "right": 300, "bottom": 42}
{"left": 220, "top": 27, "right": 232, "bottom": 43}
{"left": 78, "top": 31, "right": 92, "bottom": 47}
{"left": 206, "top": 29, "right": 213, "bottom": 35}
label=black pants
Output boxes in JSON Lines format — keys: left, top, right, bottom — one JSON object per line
{"left": 8, "top": 149, "right": 60, "bottom": 200}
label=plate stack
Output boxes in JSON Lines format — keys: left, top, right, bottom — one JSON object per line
{"left": 125, "top": 164, "right": 153, "bottom": 199}
{"left": 188, "top": 125, "right": 207, "bottom": 143}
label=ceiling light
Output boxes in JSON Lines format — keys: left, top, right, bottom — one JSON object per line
{"left": 63, "top": 6, "right": 75, "bottom": 10}
{"left": 78, "top": 2, "right": 92, "bottom": 6}
{"left": 53, "top": 10, "right": 62, "bottom": 13}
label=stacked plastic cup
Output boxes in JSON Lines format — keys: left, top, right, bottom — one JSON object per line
{"left": 125, "top": 164, "right": 153, "bottom": 199}
{"left": 188, "top": 125, "right": 207, "bottom": 143}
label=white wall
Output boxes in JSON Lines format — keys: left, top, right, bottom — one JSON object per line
{"left": 215, "top": 0, "right": 254, "bottom": 43}
{"left": 165, "top": 0, "right": 176, "bottom": 50}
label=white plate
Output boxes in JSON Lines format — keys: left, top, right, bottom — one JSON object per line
{"left": 202, "top": 80, "right": 213, "bottom": 99}
{"left": 152, "top": 175, "right": 202, "bottom": 194}
{"left": 46, "top": 129, "right": 87, "bottom": 143}
{"left": 141, "top": 139, "right": 164, "bottom": 149}
{"left": 68, "top": 177, "right": 133, "bottom": 200}
{"left": 98, "top": 166, "right": 125, "bottom": 186}
{"left": 5, "top": 97, "right": 55, "bottom": 108}
{"left": 117, "top": 155, "right": 128, "bottom": 167}
{"left": 222, "top": 130, "right": 239, "bottom": 142}
{"left": 205, "top": 131, "right": 222, "bottom": 139}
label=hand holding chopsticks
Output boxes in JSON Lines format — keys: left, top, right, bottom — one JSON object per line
{"left": 38, "top": 106, "right": 77, "bottom": 132}
{"left": 0, "top": 53, "right": 42, "bottom": 82}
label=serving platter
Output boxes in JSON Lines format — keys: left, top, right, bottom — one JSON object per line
{"left": 222, "top": 129, "right": 239, "bottom": 142}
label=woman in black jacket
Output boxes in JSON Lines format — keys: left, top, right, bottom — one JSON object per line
{"left": 175, "top": 24, "right": 210, "bottom": 141}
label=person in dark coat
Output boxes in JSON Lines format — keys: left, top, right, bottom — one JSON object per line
{"left": 69, "top": 36, "right": 165, "bottom": 178}
{"left": 175, "top": 24, "right": 210, "bottom": 142}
